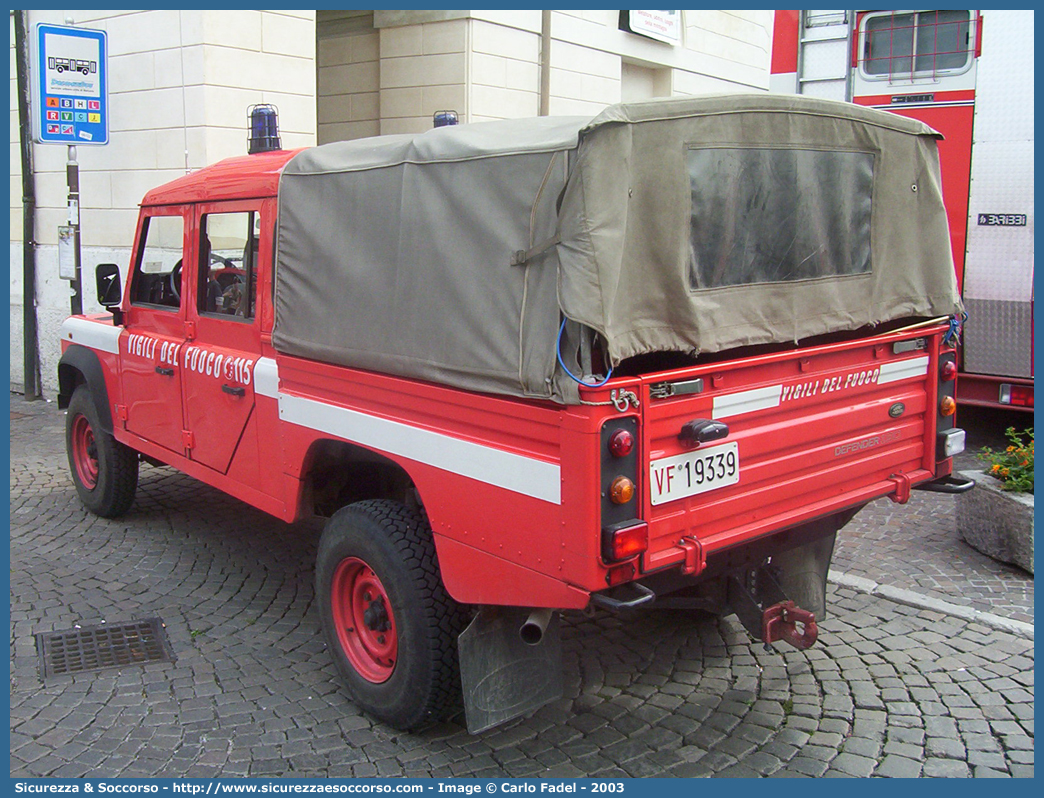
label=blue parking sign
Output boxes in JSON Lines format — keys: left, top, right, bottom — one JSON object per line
{"left": 33, "top": 23, "right": 108, "bottom": 145}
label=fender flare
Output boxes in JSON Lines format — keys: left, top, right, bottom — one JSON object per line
{"left": 57, "top": 344, "right": 114, "bottom": 435}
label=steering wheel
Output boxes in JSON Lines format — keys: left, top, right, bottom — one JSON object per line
{"left": 168, "top": 260, "right": 182, "bottom": 303}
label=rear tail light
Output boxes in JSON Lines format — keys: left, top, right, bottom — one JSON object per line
{"left": 602, "top": 521, "right": 648, "bottom": 563}
{"left": 999, "top": 383, "right": 1034, "bottom": 407}
{"left": 601, "top": 418, "right": 643, "bottom": 571}
{"left": 935, "top": 351, "right": 963, "bottom": 461}
{"left": 608, "top": 428, "right": 634, "bottom": 457}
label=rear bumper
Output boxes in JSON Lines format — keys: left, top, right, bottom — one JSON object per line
{"left": 641, "top": 467, "right": 937, "bottom": 576}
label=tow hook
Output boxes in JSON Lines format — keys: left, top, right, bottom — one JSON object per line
{"left": 726, "top": 566, "right": 823, "bottom": 652}
{"left": 762, "top": 601, "right": 818, "bottom": 650}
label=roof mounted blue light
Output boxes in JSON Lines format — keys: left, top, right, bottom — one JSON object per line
{"left": 433, "top": 110, "right": 459, "bottom": 128}
{"left": 248, "top": 104, "right": 282, "bottom": 154}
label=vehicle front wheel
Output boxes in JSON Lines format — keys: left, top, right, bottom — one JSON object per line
{"left": 65, "top": 384, "right": 138, "bottom": 517}
{"left": 316, "top": 500, "right": 468, "bottom": 730}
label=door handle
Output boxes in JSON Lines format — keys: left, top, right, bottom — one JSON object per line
{"left": 155, "top": 366, "right": 174, "bottom": 377}
{"left": 222, "top": 384, "right": 246, "bottom": 397}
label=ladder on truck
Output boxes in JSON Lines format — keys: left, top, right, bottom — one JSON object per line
{"left": 795, "top": 10, "right": 853, "bottom": 102}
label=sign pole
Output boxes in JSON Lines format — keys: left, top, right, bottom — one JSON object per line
{"left": 66, "top": 145, "right": 82, "bottom": 315}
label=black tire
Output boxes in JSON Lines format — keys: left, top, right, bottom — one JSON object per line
{"left": 65, "top": 384, "right": 138, "bottom": 518}
{"left": 316, "top": 500, "right": 468, "bottom": 730}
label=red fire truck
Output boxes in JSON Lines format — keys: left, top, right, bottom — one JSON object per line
{"left": 771, "top": 9, "right": 1034, "bottom": 411}
{"left": 59, "top": 96, "right": 971, "bottom": 732}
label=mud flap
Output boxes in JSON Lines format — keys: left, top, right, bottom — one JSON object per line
{"left": 458, "top": 607, "right": 564, "bottom": 734}
{"left": 770, "top": 532, "right": 836, "bottom": 620}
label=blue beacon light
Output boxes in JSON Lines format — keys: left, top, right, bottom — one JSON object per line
{"left": 248, "top": 104, "right": 282, "bottom": 154}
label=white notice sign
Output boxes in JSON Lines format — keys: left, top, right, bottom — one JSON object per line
{"left": 624, "top": 11, "right": 681, "bottom": 45}
{"left": 58, "top": 225, "right": 77, "bottom": 280}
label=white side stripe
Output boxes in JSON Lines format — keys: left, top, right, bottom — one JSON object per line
{"left": 256, "top": 359, "right": 560, "bottom": 504}
{"left": 60, "top": 317, "right": 122, "bottom": 355}
{"left": 713, "top": 385, "right": 783, "bottom": 419}
{"left": 279, "top": 393, "right": 562, "bottom": 504}
{"left": 878, "top": 356, "right": 930, "bottom": 385}
{"left": 253, "top": 357, "right": 279, "bottom": 398}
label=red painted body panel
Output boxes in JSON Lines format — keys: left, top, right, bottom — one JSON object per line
{"left": 141, "top": 150, "right": 300, "bottom": 206}
{"left": 854, "top": 100, "right": 975, "bottom": 293}
{"left": 771, "top": 10, "right": 800, "bottom": 73}
{"left": 121, "top": 315, "right": 188, "bottom": 454}
{"left": 119, "top": 422, "right": 292, "bottom": 519}
{"left": 634, "top": 328, "right": 946, "bottom": 573}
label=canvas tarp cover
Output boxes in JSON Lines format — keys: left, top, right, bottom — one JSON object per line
{"left": 273, "top": 93, "right": 961, "bottom": 404}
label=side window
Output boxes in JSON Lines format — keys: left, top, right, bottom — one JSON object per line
{"left": 862, "top": 11, "right": 973, "bottom": 79}
{"left": 198, "top": 211, "right": 259, "bottom": 320}
{"left": 130, "top": 214, "right": 185, "bottom": 309}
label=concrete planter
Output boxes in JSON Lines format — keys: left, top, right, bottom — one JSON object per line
{"left": 957, "top": 470, "right": 1034, "bottom": 574}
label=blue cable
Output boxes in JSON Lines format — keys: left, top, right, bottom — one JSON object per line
{"left": 556, "top": 318, "right": 614, "bottom": 388}
{"left": 944, "top": 312, "right": 967, "bottom": 346}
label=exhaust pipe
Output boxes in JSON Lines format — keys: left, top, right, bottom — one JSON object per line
{"left": 519, "top": 609, "right": 553, "bottom": 646}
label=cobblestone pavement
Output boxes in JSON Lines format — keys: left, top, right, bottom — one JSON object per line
{"left": 9, "top": 396, "right": 1034, "bottom": 778}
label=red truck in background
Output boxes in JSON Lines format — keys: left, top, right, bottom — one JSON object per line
{"left": 58, "top": 96, "right": 972, "bottom": 733}
{"left": 771, "top": 9, "right": 1035, "bottom": 412}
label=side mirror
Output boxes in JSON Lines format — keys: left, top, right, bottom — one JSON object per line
{"left": 96, "top": 263, "right": 122, "bottom": 307}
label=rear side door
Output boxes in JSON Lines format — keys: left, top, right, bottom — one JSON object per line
{"left": 180, "top": 201, "right": 265, "bottom": 478}
{"left": 121, "top": 208, "right": 190, "bottom": 455}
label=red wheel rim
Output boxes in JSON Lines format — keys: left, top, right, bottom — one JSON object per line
{"left": 71, "top": 414, "right": 99, "bottom": 490}
{"left": 330, "top": 557, "right": 398, "bottom": 683}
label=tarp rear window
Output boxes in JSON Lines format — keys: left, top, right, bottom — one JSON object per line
{"left": 688, "top": 147, "right": 874, "bottom": 289}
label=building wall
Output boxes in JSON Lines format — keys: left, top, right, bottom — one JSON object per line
{"left": 378, "top": 18, "right": 469, "bottom": 136}
{"left": 10, "top": 9, "right": 316, "bottom": 394}
{"left": 316, "top": 10, "right": 773, "bottom": 137}
{"left": 317, "top": 11, "right": 379, "bottom": 144}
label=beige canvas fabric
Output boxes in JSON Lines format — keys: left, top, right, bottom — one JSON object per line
{"left": 273, "top": 94, "right": 961, "bottom": 404}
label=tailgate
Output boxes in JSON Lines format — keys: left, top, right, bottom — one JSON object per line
{"left": 639, "top": 328, "right": 944, "bottom": 572}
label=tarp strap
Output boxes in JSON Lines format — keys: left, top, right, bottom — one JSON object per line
{"left": 512, "top": 152, "right": 563, "bottom": 267}
{"left": 511, "top": 234, "right": 561, "bottom": 266}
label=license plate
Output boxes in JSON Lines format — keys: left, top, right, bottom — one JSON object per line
{"left": 650, "top": 441, "right": 740, "bottom": 506}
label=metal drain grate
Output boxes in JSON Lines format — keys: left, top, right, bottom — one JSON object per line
{"left": 36, "top": 618, "right": 175, "bottom": 679}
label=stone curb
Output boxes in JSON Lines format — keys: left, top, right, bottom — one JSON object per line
{"left": 829, "top": 570, "right": 1034, "bottom": 640}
